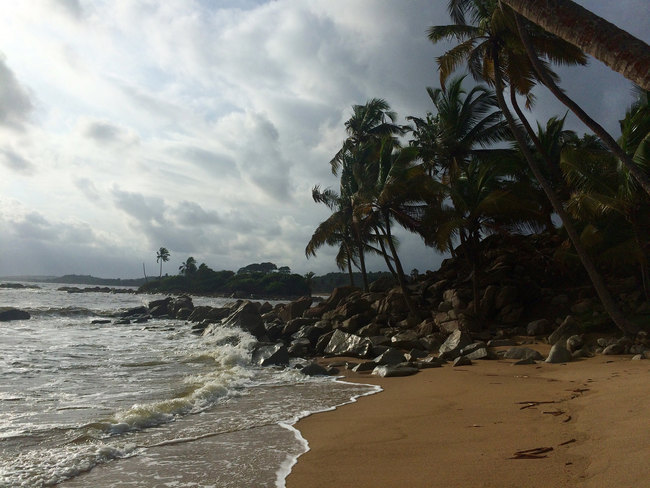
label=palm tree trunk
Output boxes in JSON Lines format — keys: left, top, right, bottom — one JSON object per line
{"left": 353, "top": 226, "right": 369, "bottom": 292}
{"left": 513, "top": 14, "right": 650, "bottom": 198}
{"left": 373, "top": 225, "right": 398, "bottom": 278}
{"left": 493, "top": 50, "right": 638, "bottom": 335}
{"left": 346, "top": 256, "right": 355, "bottom": 287}
{"left": 383, "top": 211, "right": 418, "bottom": 317}
{"left": 501, "top": 0, "right": 650, "bottom": 90}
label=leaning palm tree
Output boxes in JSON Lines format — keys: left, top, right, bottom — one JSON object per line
{"left": 501, "top": 0, "right": 650, "bottom": 90}
{"left": 156, "top": 247, "right": 170, "bottom": 279}
{"left": 429, "top": 0, "right": 638, "bottom": 334}
{"left": 179, "top": 257, "right": 197, "bottom": 277}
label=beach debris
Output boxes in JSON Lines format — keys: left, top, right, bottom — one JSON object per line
{"left": 509, "top": 447, "right": 553, "bottom": 459}
{"left": 542, "top": 410, "right": 565, "bottom": 416}
{"left": 517, "top": 400, "right": 556, "bottom": 410}
{"left": 558, "top": 438, "right": 577, "bottom": 446}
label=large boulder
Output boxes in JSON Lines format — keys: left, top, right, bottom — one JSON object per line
{"left": 545, "top": 343, "right": 572, "bottom": 363}
{"left": 548, "top": 316, "right": 581, "bottom": 345}
{"left": 278, "top": 297, "right": 313, "bottom": 322}
{"left": 304, "top": 286, "right": 359, "bottom": 318}
{"left": 222, "top": 301, "right": 265, "bottom": 340}
{"left": 251, "top": 343, "right": 290, "bottom": 367}
{"left": 503, "top": 347, "right": 544, "bottom": 361}
{"left": 324, "top": 330, "right": 372, "bottom": 358}
{"left": 0, "top": 307, "right": 30, "bottom": 321}
{"left": 438, "top": 330, "right": 473, "bottom": 360}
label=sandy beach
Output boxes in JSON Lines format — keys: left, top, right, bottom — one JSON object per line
{"left": 287, "top": 348, "right": 649, "bottom": 488}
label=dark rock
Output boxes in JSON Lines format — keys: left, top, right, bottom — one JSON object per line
{"left": 314, "top": 331, "right": 335, "bottom": 354}
{"left": 222, "top": 301, "right": 265, "bottom": 340}
{"left": 602, "top": 343, "right": 626, "bottom": 355}
{"left": 352, "top": 361, "right": 378, "bottom": 372}
{"left": 292, "top": 325, "right": 324, "bottom": 344}
{"left": 548, "top": 316, "right": 581, "bottom": 345}
{"left": 503, "top": 347, "right": 545, "bottom": 361}
{"left": 121, "top": 306, "right": 148, "bottom": 318}
{"left": 288, "top": 338, "right": 312, "bottom": 356}
{"left": 372, "top": 364, "right": 419, "bottom": 377}
{"left": 545, "top": 343, "right": 572, "bottom": 363}
{"left": 374, "top": 348, "right": 407, "bottom": 365}
{"left": 188, "top": 306, "right": 230, "bottom": 323}
{"left": 527, "top": 319, "right": 551, "bottom": 336}
{"left": 282, "top": 317, "right": 316, "bottom": 337}
{"left": 513, "top": 357, "right": 536, "bottom": 365}
{"left": 304, "top": 286, "right": 359, "bottom": 318}
{"left": 487, "top": 338, "right": 517, "bottom": 347}
{"left": 91, "top": 319, "right": 111, "bottom": 324}
{"left": 114, "top": 319, "right": 131, "bottom": 325}
{"left": 278, "top": 297, "right": 313, "bottom": 322}
{"left": 169, "top": 296, "right": 194, "bottom": 317}
{"left": 566, "top": 334, "right": 584, "bottom": 353}
{"left": 390, "top": 330, "right": 421, "bottom": 350}
{"left": 368, "top": 276, "right": 397, "bottom": 293}
{"left": 453, "top": 356, "right": 472, "bottom": 367}
{"left": 299, "top": 362, "right": 331, "bottom": 376}
{"left": 251, "top": 343, "right": 290, "bottom": 367}
{"left": 438, "top": 330, "right": 472, "bottom": 360}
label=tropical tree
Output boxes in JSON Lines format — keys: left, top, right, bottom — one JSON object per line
{"left": 500, "top": 0, "right": 650, "bottom": 90}
{"left": 429, "top": 0, "right": 638, "bottom": 334}
{"left": 356, "top": 139, "right": 432, "bottom": 315}
{"left": 156, "top": 247, "right": 170, "bottom": 279}
{"left": 179, "top": 257, "right": 197, "bottom": 277}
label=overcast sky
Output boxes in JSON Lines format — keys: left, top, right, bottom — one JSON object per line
{"left": 0, "top": 0, "right": 648, "bottom": 279}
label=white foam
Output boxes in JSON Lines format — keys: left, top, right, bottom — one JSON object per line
{"left": 274, "top": 378, "right": 382, "bottom": 488}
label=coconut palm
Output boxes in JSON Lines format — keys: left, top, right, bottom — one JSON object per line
{"left": 429, "top": 0, "right": 638, "bottom": 334}
{"left": 422, "top": 156, "right": 541, "bottom": 316}
{"left": 501, "top": 0, "right": 650, "bottom": 90}
{"left": 156, "top": 247, "right": 170, "bottom": 279}
{"left": 357, "top": 139, "right": 432, "bottom": 315}
{"left": 179, "top": 257, "right": 197, "bottom": 277}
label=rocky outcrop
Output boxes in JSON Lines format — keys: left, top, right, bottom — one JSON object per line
{"left": 0, "top": 307, "right": 30, "bottom": 321}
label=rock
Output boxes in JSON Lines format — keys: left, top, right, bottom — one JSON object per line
{"left": 494, "top": 285, "right": 518, "bottom": 310}
{"left": 527, "top": 319, "right": 551, "bottom": 336}
{"left": 571, "top": 298, "right": 593, "bottom": 314}
{"left": 503, "top": 347, "right": 545, "bottom": 361}
{"left": 121, "top": 306, "right": 148, "bottom": 318}
{"left": 438, "top": 330, "right": 472, "bottom": 360}
{"left": 631, "top": 352, "right": 647, "bottom": 360}
{"left": 545, "top": 343, "right": 572, "bottom": 363}
{"left": 453, "top": 356, "right": 472, "bottom": 367}
{"left": 566, "top": 334, "right": 584, "bottom": 353}
{"left": 368, "top": 276, "right": 397, "bottom": 293}
{"left": 292, "top": 325, "right": 325, "bottom": 344}
{"left": 390, "top": 330, "right": 421, "bottom": 349}
{"left": 462, "top": 346, "right": 491, "bottom": 361}
{"left": 374, "top": 348, "right": 407, "bottom": 365}
{"left": 372, "top": 364, "right": 419, "bottom": 377}
{"left": 251, "top": 343, "right": 290, "bottom": 367}
{"left": 0, "top": 307, "right": 31, "bottom": 321}
{"left": 340, "top": 313, "right": 369, "bottom": 333}
{"left": 222, "top": 301, "right": 266, "bottom": 340}
{"left": 288, "top": 338, "right": 312, "bottom": 356}
{"left": 304, "top": 286, "right": 359, "bottom": 318}
{"left": 300, "top": 362, "right": 331, "bottom": 376}
{"left": 602, "top": 343, "right": 626, "bottom": 355}
{"left": 278, "top": 297, "right": 313, "bottom": 322}
{"left": 169, "top": 296, "right": 194, "bottom": 317}
{"left": 548, "top": 316, "right": 581, "bottom": 345}
{"left": 487, "top": 338, "right": 516, "bottom": 347}
{"left": 91, "top": 319, "right": 111, "bottom": 324}
{"left": 352, "top": 361, "right": 378, "bottom": 372}
{"left": 324, "top": 330, "right": 372, "bottom": 358}
{"left": 513, "top": 357, "right": 537, "bottom": 365}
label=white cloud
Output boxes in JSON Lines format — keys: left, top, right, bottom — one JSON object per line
{"left": 0, "top": 0, "right": 645, "bottom": 278}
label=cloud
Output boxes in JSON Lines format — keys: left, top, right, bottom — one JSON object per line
{"left": 111, "top": 187, "right": 167, "bottom": 225}
{"left": 81, "top": 120, "right": 139, "bottom": 146}
{"left": 47, "top": 0, "right": 83, "bottom": 20}
{"left": 169, "top": 145, "right": 239, "bottom": 178}
{"left": 173, "top": 200, "right": 221, "bottom": 227}
{"left": 0, "top": 147, "right": 35, "bottom": 174}
{"left": 0, "top": 55, "right": 34, "bottom": 130}
{"left": 74, "top": 177, "right": 102, "bottom": 202}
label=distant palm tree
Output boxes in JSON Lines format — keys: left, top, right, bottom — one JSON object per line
{"left": 179, "top": 257, "right": 197, "bottom": 277}
{"left": 156, "top": 247, "right": 170, "bottom": 279}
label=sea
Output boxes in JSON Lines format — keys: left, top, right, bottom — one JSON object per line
{"left": 0, "top": 282, "right": 379, "bottom": 487}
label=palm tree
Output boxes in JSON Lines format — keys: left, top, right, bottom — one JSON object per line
{"left": 422, "top": 157, "right": 541, "bottom": 316}
{"left": 357, "top": 139, "right": 432, "bottom": 316}
{"left": 306, "top": 186, "right": 359, "bottom": 287}
{"left": 501, "top": 0, "right": 650, "bottom": 90}
{"left": 156, "top": 247, "right": 170, "bottom": 279}
{"left": 179, "top": 257, "right": 197, "bottom": 277}
{"left": 511, "top": 12, "right": 650, "bottom": 198}
{"left": 429, "top": 0, "right": 638, "bottom": 334}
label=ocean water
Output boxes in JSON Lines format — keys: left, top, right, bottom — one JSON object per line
{"left": 0, "top": 283, "right": 379, "bottom": 487}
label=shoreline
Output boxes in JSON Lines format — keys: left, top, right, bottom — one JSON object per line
{"left": 285, "top": 351, "right": 649, "bottom": 488}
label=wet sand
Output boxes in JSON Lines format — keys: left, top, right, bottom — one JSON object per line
{"left": 286, "top": 350, "right": 650, "bottom": 488}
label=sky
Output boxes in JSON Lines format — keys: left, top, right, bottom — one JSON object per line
{"left": 0, "top": 0, "right": 648, "bottom": 279}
